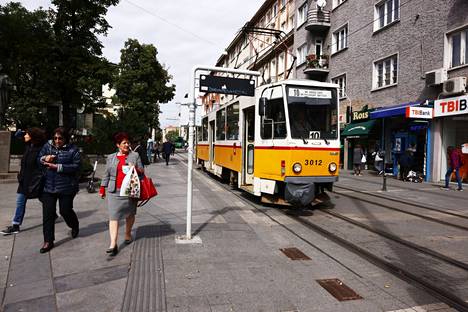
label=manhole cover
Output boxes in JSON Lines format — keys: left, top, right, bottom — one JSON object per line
{"left": 280, "top": 247, "right": 311, "bottom": 260}
{"left": 316, "top": 278, "right": 362, "bottom": 301}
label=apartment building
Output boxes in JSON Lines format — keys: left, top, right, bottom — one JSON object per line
{"left": 208, "top": 0, "right": 468, "bottom": 183}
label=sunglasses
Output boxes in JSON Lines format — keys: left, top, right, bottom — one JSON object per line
{"left": 53, "top": 136, "right": 64, "bottom": 141}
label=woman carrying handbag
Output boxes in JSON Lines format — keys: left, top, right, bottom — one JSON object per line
{"left": 99, "top": 132, "right": 143, "bottom": 257}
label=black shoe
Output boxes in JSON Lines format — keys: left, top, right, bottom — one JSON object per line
{"left": 40, "top": 242, "right": 54, "bottom": 253}
{"left": 124, "top": 238, "right": 133, "bottom": 245}
{"left": 71, "top": 227, "right": 79, "bottom": 239}
{"left": 106, "top": 245, "right": 118, "bottom": 256}
{"left": 1, "top": 225, "right": 20, "bottom": 236}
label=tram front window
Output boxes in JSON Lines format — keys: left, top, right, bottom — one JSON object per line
{"left": 287, "top": 86, "right": 338, "bottom": 140}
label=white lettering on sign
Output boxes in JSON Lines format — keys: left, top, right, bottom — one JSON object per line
{"left": 434, "top": 95, "right": 468, "bottom": 117}
{"left": 289, "top": 88, "right": 332, "bottom": 99}
{"left": 405, "top": 107, "right": 433, "bottom": 119}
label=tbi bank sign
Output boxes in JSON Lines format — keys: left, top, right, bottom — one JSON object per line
{"left": 434, "top": 95, "right": 468, "bottom": 117}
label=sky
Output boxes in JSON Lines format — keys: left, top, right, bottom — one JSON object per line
{"left": 5, "top": 0, "right": 265, "bottom": 128}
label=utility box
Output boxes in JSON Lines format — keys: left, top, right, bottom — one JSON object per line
{"left": 0, "top": 131, "right": 11, "bottom": 173}
{"left": 443, "top": 77, "right": 467, "bottom": 95}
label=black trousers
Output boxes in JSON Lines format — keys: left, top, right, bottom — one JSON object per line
{"left": 41, "top": 192, "right": 79, "bottom": 243}
{"left": 165, "top": 153, "right": 170, "bottom": 165}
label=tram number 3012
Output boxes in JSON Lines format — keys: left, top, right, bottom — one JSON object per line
{"left": 305, "top": 160, "right": 323, "bottom": 166}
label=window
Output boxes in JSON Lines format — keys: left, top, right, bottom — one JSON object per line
{"left": 281, "top": 0, "right": 286, "bottom": 8}
{"left": 278, "top": 52, "right": 285, "bottom": 74}
{"left": 374, "top": 0, "right": 399, "bottom": 31}
{"left": 216, "top": 108, "right": 226, "bottom": 140}
{"left": 315, "top": 39, "right": 323, "bottom": 57}
{"left": 332, "top": 25, "right": 348, "bottom": 54}
{"left": 226, "top": 103, "right": 239, "bottom": 140}
{"left": 332, "top": 75, "right": 347, "bottom": 99}
{"left": 297, "top": 2, "right": 308, "bottom": 27}
{"left": 373, "top": 54, "right": 398, "bottom": 89}
{"left": 260, "top": 86, "right": 287, "bottom": 139}
{"left": 297, "top": 44, "right": 307, "bottom": 65}
{"left": 449, "top": 28, "right": 468, "bottom": 68}
{"left": 270, "top": 59, "right": 277, "bottom": 80}
{"left": 200, "top": 117, "right": 208, "bottom": 141}
{"left": 272, "top": 3, "right": 278, "bottom": 17}
{"left": 332, "top": 0, "right": 347, "bottom": 8}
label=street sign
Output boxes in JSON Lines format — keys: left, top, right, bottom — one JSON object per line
{"left": 199, "top": 75, "right": 255, "bottom": 96}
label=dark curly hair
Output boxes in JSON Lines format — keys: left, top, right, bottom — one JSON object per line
{"left": 113, "top": 132, "right": 130, "bottom": 145}
{"left": 53, "top": 127, "right": 70, "bottom": 144}
{"left": 25, "top": 127, "right": 46, "bottom": 146}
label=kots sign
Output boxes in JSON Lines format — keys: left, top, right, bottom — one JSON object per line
{"left": 434, "top": 95, "right": 468, "bottom": 117}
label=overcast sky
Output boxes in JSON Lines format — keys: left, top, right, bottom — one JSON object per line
{"left": 5, "top": 0, "right": 264, "bottom": 127}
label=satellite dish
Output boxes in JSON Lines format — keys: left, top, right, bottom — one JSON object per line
{"left": 317, "top": 0, "right": 327, "bottom": 9}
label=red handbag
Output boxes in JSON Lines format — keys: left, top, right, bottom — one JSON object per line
{"left": 138, "top": 176, "right": 158, "bottom": 207}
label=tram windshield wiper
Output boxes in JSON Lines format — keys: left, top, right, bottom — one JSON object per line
{"left": 323, "top": 138, "right": 329, "bottom": 145}
{"left": 301, "top": 136, "right": 308, "bottom": 144}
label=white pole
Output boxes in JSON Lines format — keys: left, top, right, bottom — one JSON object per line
{"left": 185, "top": 65, "right": 260, "bottom": 241}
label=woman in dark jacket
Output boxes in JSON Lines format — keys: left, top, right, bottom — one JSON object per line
{"left": 37, "top": 127, "right": 81, "bottom": 253}
{"left": 1, "top": 128, "right": 46, "bottom": 235}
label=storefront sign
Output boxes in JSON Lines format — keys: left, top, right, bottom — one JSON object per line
{"left": 351, "top": 110, "right": 369, "bottom": 122}
{"left": 405, "top": 106, "right": 433, "bottom": 119}
{"left": 434, "top": 95, "right": 468, "bottom": 117}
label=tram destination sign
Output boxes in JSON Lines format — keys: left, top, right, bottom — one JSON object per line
{"left": 199, "top": 75, "right": 255, "bottom": 96}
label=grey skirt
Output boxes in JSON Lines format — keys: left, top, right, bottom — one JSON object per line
{"left": 107, "top": 189, "right": 137, "bottom": 221}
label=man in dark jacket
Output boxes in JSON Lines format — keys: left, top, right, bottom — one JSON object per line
{"left": 398, "top": 150, "right": 413, "bottom": 181}
{"left": 162, "top": 140, "right": 173, "bottom": 166}
{"left": 1, "top": 128, "right": 46, "bottom": 235}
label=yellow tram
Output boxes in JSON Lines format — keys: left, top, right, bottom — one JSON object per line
{"left": 196, "top": 79, "right": 340, "bottom": 207}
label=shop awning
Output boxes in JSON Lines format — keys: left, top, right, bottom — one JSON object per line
{"left": 341, "top": 120, "right": 376, "bottom": 137}
{"left": 370, "top": 102, "right": 420, "bottom": 119}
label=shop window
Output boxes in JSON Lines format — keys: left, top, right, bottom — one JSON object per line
{"left": 449, "top": 28, "right": 468, "bottom": 68}
{"left": 260, "top": 86, "right": 287, "bottom": 139}
{"left": 226, "top": 102, "right": 239, "bottom": 140}
{"left": 332, "top": 74, "right": 347, "bottom": 99}
{"left": 374, "top": 0, "right": 399, "bottom": 32}
{"left": 216, "top": 108, "right": 226, "bottom": 140}
{"left": 332, "top": 24, "right": 348, "bottom": 54}
{"left": 373, "top": 54, "right": 398, "bottom": 89}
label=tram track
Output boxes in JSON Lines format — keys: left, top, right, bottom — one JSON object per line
{"left": 176, "top": 158, "right": 468, "bottom": 311}
{"left": 334, "top": 184, "right": 468, "bottom": 231}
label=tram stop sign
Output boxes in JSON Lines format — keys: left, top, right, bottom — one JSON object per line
{"left": 199, "top": 74, "right": 255, "bottom": 96}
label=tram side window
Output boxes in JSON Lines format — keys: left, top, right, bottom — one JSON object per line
{"left": 260, "top": 86, "right": 287, "bottom": 140}
{"left": 226, "top": 102, "right": 239, "bottom": 140}
{"left": 216, "top": 108, "right": 226, "bottom": 140}
{"left": 201, "top": 117, "right": 208, "bottom": 141}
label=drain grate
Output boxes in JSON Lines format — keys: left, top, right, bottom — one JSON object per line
{"left": 316, "top": 279, "right": 362, "bottom": 301}
{"left": 280, "top": 247, "right": 311, "bottom": 260}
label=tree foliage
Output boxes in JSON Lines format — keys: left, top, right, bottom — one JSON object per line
{"left": 0, "top": 2, "right": 54, "bottom": 128}
{"left": 113, "top": 39, "right": 175, "bottom": 139}
{"left": 165, "top": 130, "right": 179, "bottom": 142}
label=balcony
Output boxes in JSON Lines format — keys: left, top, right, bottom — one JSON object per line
{"left": 303, "top": 54, "right": 329, "bottom": 80}
{"left": 305, "top": 8, "right": 330, "bottom": 32}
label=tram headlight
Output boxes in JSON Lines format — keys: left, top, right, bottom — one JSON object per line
{"left": 328, "top": 162, "right": 337, "bottom": 173}
{"left": 293, "top": 162, "right": 302, "bottom": 173}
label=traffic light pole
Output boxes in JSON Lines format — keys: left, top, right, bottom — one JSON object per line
{"left": 180, "top": 65, "right": 259, "bottom": 243}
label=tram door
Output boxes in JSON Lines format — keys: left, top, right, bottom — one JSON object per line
{"left": 243, "top": 107, "right": 255, "bottom": 185}
{"left": 209, "top": 120, "right": 215, "bottom": 170}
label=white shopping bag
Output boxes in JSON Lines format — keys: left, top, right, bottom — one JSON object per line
{"left": 119, "top": 166, "right": 141, "bottom": 198}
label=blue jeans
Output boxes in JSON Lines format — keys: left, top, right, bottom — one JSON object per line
{"left": 445, "top": 167, "right": 462, "bottom": 189}
{"left": 12, "top": 193, "right": 27, "bottom": 225}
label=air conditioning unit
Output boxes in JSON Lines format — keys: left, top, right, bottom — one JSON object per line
{"left": 443, "top": 77, "right": 467, "bottom": 95}
{"left": 425, "top": 68, "right": 447, "bottom": 86}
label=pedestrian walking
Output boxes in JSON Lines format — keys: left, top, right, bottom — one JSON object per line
{"left": 99, "top": 132, "right": 144, "bottom": 257}
{"left": 162, "top": 140, "right": 173, "bottom": 166}
{"left": 442, "top": 146, "right": 464, "bottom": 191}
{"left": 372, "top": 145, "right": 384, "bottom": 175}
{"left": 353, "top": 144, "right": 364, "bottom": 176}
{"left": 132, "top": 140, "right": 149, "bottom": 167}
{"left": 1, "top": 128, "right": 46, "bottom": 235}
{"left": 171, "top": 142, "right": 176, "bottom": 155}
{"left": 37, "top": 128, "right": 81, "bottom": 253}
{"left": 153, "top": 141, "right": 161, "bottom": 161}
{"left": 398, "top": 149, "right": 413, "bottom": 181}
{"left": 146, "top": 137, "right": 154, "bottom": 163}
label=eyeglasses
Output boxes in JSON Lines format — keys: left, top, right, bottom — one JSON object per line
{"left": 53, "top": 136, "right": 64, "bottom": 141}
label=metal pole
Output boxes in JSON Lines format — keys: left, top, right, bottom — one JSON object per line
{"left": 185, "top": 65, "right": 260, "bottom": 241}
{"left": 382, "top": 118, "right": 387, "bottom": 191}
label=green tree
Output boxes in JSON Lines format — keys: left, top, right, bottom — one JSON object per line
{"left": 165, "top": 130, "right": 179, "bottom": 142}
{"left": 114, "top": 39, "right": 175, "bottom": 138}
{"left": 50, "top": 0, "right": 118, "bottom": 127}
{"left": 0, "top": 2, "right": 54, "bottom": 128}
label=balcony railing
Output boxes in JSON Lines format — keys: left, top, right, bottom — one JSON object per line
{"left": 303, "top": 54, "right": 329, "bottom": 79}
{"left": 305, "top": 8, "right": 331, "bottom": 31}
